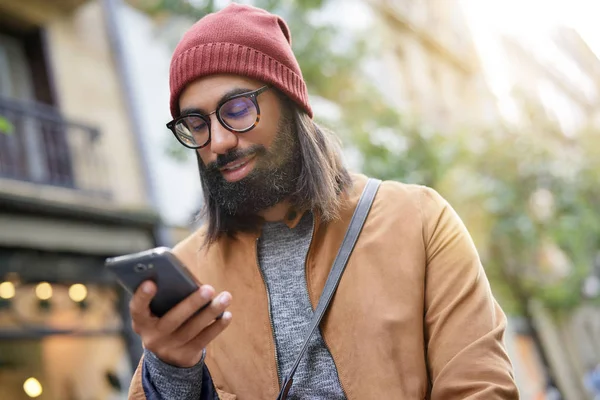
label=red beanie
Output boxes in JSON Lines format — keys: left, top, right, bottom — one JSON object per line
{"left": 169, "top": 3, "right": 312, "bottom": 119}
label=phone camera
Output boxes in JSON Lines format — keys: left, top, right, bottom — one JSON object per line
{"left": 134, "top": 263, "right": 147, "bottom": 272}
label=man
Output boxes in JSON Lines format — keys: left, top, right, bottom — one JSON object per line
{"left": 128, "top": 4, "right": 519, "bottom": 399}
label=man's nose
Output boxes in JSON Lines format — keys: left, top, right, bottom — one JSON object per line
{"left": 209, "top": 117, "right": 238, "bottom": 155}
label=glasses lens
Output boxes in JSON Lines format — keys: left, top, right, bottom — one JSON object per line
{"left": 174, "top": 116, "right": 209, "bottom": 148}
{"left": 219, "top": 97, "right": 258, "bottom": 131}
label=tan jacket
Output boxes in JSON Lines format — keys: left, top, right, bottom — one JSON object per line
{"left": 129, "top": 174, "right": 519, "bottom": 399}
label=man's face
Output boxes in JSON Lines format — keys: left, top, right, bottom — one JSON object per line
{"left": 179, "top": 74, "right": 300, "bottom": 215}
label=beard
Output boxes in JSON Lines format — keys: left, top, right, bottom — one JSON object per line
{"left": 198, "top": 110, "right": 301, "bottom": 216}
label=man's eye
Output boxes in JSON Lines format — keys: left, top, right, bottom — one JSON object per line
{"left": 222, "top": 98, "right": 253, "bottom": 119}
{"left": 183, "top": 117, "right": 207, "bottom": 132}
{"left": 191, "top": 122, "right": 207, "bottom": 131}
{"left": 226, "top": 106, "right": 250, "bottom": 118}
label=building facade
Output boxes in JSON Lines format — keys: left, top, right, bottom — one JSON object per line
{"left": 500, "top": 30, "right": 597, "bottom": 136}
{"left": 499, "top": 28, "right": 600, "bottom": 400}
{"left": 367, "top": 0, "right": 498, "bottom": 131}
{"left": 0, "top": 0, "right": 159, "bottom": 398}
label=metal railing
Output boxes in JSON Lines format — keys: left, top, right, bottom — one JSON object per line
{"left": 0, "top": 97, "right": 111, "bottom": 197}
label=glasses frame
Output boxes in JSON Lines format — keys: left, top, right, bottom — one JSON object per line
{"left": 166, "top": 85, "right": 271, "bottom": 149}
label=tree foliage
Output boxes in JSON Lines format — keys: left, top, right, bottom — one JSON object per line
{"left": 0, "top": 116, "right": 13, "bottom": 135}
{"left": 359, "top": 94, "right": 600, "bottom": 315}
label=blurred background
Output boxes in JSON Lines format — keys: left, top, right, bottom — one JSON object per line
{"left": 0, "top": 0, "right": 598, "bottom": 399}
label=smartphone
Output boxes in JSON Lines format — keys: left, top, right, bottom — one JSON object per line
{"left": 105, "top": 247, "right": 203, "bottom": 317}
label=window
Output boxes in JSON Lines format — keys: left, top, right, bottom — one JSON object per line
{"left": 0, "top": 33, "right": 34, "bottom": 100}
{"left": 0, "top": 30, "right": 74, "bottom": 187}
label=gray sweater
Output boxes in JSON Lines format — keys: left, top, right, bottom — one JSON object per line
{"left": 144, "top": 212, "right": 346, "bottom": 399}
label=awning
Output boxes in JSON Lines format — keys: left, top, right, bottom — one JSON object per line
{"left": 0, "top": 213, "right": 154, "bottom": 256}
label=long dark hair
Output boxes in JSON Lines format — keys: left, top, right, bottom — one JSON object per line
{"left": 197, "top": 99, "right": 352, "bottom": 245}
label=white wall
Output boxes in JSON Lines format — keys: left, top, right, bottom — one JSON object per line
{"left": 117, "top": 5, "right": 202, "bottom": 227}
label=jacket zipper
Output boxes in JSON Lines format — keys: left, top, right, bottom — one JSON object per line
{"left": 303, "top": 217, "right": 349, "bottom": 399}
{"left": 255, "top": 238, "right": 283, "bottom": 388}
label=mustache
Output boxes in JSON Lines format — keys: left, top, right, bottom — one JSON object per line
{"left": 205, "top": 144, "right": 267, "bottom": 172}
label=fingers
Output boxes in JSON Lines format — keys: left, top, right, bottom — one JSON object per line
{"left": 156, "top": 284, "right": 216, "bottom": 334}
{"left": 129, "top": 281, "right": 157, "bottom": 332}
{"left": 174, "top": 291, "right": 232, "bottom": 345}
{"left": 129, "top": 282, "right": 233, "bottom": 368}
{"left": 157, "top": 312, "right": 232, "bottom": 368}
{"left": 188, "top": 310, "right": 233, "bottom": 350}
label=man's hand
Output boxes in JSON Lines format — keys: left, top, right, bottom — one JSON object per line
{"left": 130, "top": 281, "right": 232, "bottom": 368}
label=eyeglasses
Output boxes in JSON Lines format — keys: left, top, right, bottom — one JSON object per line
{"left": 166, "top": 85, "right": 271, "bottom": 149}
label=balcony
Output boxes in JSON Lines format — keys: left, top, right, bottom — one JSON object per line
{"left": 0, "top": 97, "right": 111, "bottom": 198}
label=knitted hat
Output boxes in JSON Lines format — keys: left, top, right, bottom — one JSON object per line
{"left": 169, "top": 3, "right": 312, "bottom": 119}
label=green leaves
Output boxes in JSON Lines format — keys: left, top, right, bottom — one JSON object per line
{"left": 356, "top": 96, "right": 600, "bottom": 315}
{"left": 0, "top": 116, "right": 13, "bottom": 135}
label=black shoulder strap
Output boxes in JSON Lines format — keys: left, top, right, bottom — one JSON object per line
{"left": 276, "top": 178, "right": 381, "bottom": 400}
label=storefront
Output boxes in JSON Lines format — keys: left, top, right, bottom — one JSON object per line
{"left": 0, "top": 202, "right": 157, "bottom": 400}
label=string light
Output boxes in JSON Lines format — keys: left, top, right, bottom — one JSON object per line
{"left": 0, "top": 281, "right": 15, "bottom": 299}
{"left": 68, "top": 284, "right": 88, "bottom": 302}
{"left": 23, "top": 377, "right": 43, "bottom": 398}
{"left": 35, "top": 283, "right": 52, "bottom": 301}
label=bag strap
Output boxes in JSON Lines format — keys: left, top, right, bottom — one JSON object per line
{"left": 276, "top": 178, "right": 381, "bottom": 400}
